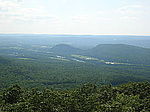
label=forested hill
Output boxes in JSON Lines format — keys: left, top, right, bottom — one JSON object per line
{"left": 86, "top": 44, "right": 150, "bottom": 64}
{"left": 0, "top": 82, "right": 150, "bottom": 112}
{"left": 51, "top": 44, "right": 82, "bottom": 55}
{"left": 50, "top": 44, "right": 150, "bottom": 65}
{"left": 0, "top": 44, "right": 150, "bottom": 89}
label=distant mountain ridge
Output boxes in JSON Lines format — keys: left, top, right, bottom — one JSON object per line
{"left": 50, "top": 44, "right": 83, "bottom": 55}
{"left": 51, "top": 44, "right": 150, "bottom": 65}
{"left": 86, "top": 44, "right": 150, "bottom": 64}
{"left": 1, "top": 34, "right": 150, "bottom": 49}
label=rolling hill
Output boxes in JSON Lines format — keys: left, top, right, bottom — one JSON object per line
{"left": 50, "top": 44, "right": 150, "bottom": 65}
{"left": 86, "top": 44, "right": 150, "bottom": 65}
{"left": 0, "top": 44, "right": 150, "bottom": 89}
{"left": 50, "top": 44, "right": 83, "bottom": 55}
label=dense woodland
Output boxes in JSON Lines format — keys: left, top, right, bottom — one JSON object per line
{"left": 0, "top": 55, "right": 150, "bottom": 90}
{"left": 0, "top": 36, "right": 150, "bottom": 111}
{"left": 0, "top": 44, "right": 150, "bottom": 89}
{"left": 0, "top": 82, "right": 150, "bottom": 112}
{"left": 0, "top": 56, "right": 150, "bottom": 111}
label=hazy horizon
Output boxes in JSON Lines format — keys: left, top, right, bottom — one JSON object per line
{"left": 0, "top": 33, "right": 150, "bottom": 36}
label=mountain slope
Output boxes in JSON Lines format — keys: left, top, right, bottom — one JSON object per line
{"left": 50, "top": 44, "right": 83, "bottom": 55}
{"left": 85, "top": 44, "right": 150, "bottom": 65}
{"left": 50, "top": 44, "right": 150, "bottom": 65}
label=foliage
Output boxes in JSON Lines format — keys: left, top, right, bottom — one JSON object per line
{"left": 0, "top": 55, "right": 150, "bottom": 90}
{"left": 0, "top": 82, "right": 150, "bottom": 112}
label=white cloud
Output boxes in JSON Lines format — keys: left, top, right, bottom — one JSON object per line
{"left": 0, "top": 0, "right": 20, "bottom": 12}
{"left": 0, "top": 0, "right": 149, "bottom": 35}
{"left": 72, "top": 15, "right": 91, "bottom": 23}
{"left": 62, "top": 0, "right": 68, "bottom": 3}
{"left": 0, "top": 0, "right": 59, "bottom": 23}
{"left": 71, "top": 12, "right": 112, "bottom": 25}
{"left": 115, "top": 4, "right": 144, "bottom": 21}
{"left": 120, "top": 16, "right": 138, "bottom": 21}
{"left": 118, "top": 4, "right": 143, "bottom": 15}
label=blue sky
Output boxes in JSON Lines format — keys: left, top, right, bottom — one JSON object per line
{"left": 0, "top": 0, "right": 150, "bottom": 35}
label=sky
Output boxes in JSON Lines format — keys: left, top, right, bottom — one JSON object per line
{"left": 0, "top": 0, "right": 150, "bottom": 35}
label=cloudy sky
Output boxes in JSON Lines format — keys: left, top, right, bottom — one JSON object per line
{"left": 0, "top": 0, "right": 150, "bottom": 35}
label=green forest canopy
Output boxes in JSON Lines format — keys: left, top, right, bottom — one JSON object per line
{"left": 0, "top": 82, "right": 150, "bottom": 112}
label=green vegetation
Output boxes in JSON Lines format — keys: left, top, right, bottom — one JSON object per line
{"left": 51, "top": 44, "right": 82, "bottom": 55}
{"left": 86, "top": 44, "right": 150, "bottom": 65}
{"left": 0, "top": 82, "right": 150, "bottom": 112}
{"left": 0, "top": 55, "right": 150, "bottom": 90}
{"left": 0, "top": 42, "right": 150, "bottom": 111}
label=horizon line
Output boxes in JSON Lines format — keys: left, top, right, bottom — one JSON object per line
{"left": 0, "top": 33, "right": 150, "bottom": 36}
